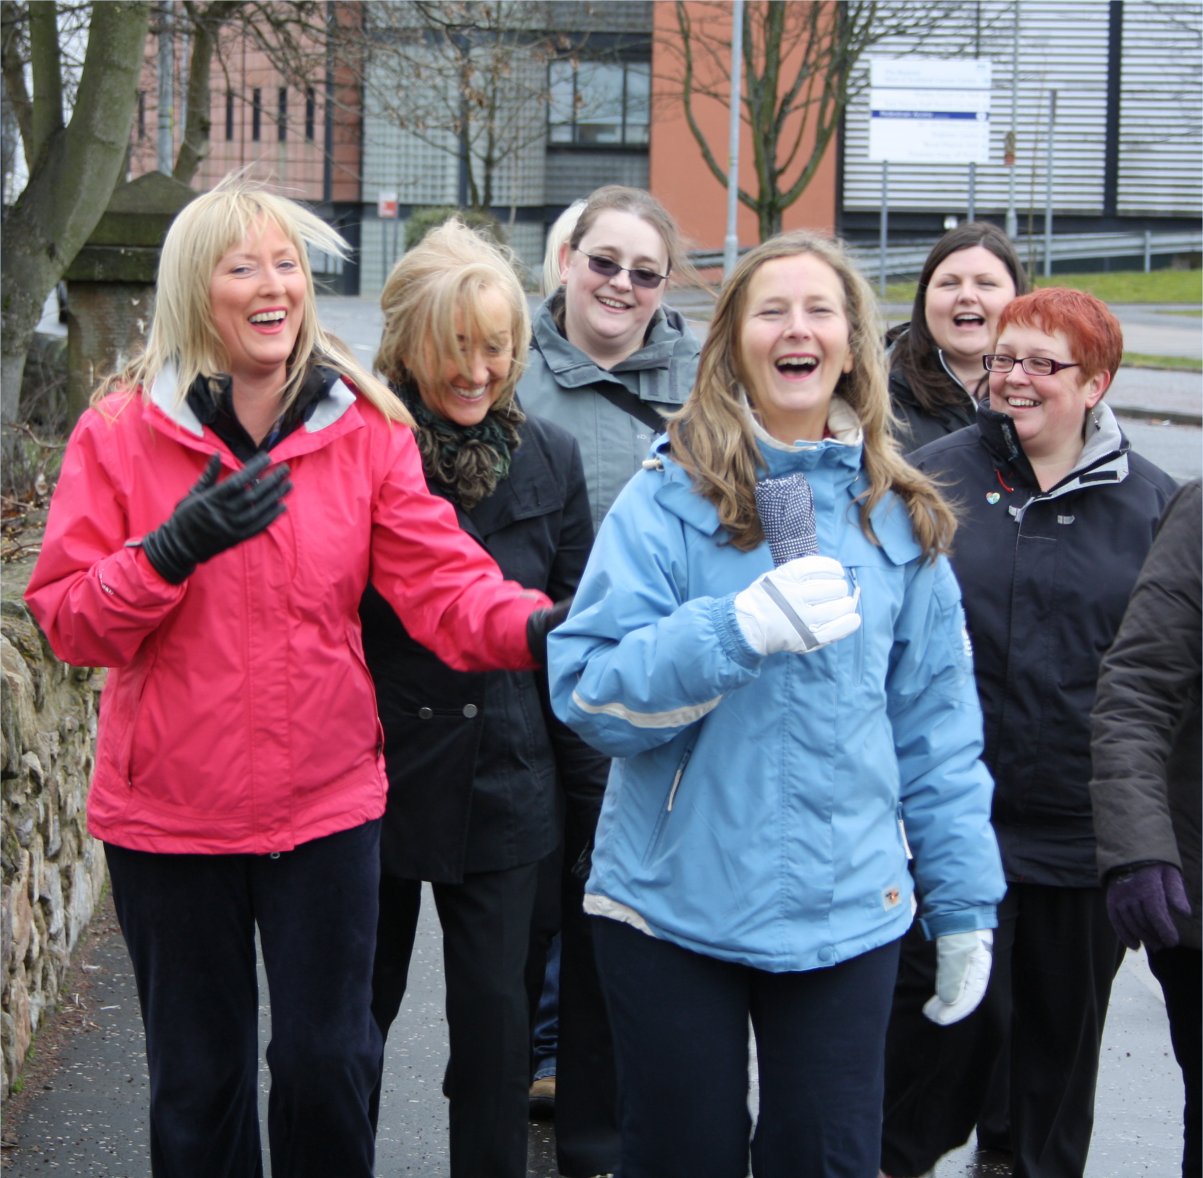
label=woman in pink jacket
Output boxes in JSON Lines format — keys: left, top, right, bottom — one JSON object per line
{"left": 24, "top": 175, "right": 552, "bottom": 1178}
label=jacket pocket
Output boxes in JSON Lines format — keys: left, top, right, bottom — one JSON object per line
{"left": 103, "top": 653, "right": 156, "bottom": 789}
{"left": 643, "top": 728, "right": 702, "bottom": 861}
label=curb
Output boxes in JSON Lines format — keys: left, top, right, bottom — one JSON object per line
{"left": 1113, "top": 407, "right": 1202, "bottom": 428}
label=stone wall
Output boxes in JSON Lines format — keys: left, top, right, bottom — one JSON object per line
{"left": 1, "top": 596, "right": 106, "bottom": 1096}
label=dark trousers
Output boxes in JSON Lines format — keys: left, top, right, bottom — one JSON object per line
{"left": 371, "top": 863, "right": 539, "bottom": 1178}
{"left": 593, "top": 916, "right": 900, "bottom": 1178}
{"left": 881, "top": 918, "right": 1007, "bottom": 1176}
{"left": 1148, "top": 945, "right": 1202, "bottom": 1177}
{"left": 104, "top": 821, "right": 383, "bottom": 1178}
{"left": 881, "top": 883, "right": 1123, "bottom": 1178}
{"left": 557, "top": 865, "right": 623, "bottom": 1176}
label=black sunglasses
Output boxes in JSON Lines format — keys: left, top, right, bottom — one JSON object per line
{"left": 575, "top": 249, "right": 669, "bottom": 290}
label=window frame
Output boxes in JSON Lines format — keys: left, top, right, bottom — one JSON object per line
{"left": 547, "top": 58, "right": 650, "bottom": 149}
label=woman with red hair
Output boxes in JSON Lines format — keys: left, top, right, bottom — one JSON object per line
{"left": 880, "top": 288, "right": 1179, "bottom": 1178}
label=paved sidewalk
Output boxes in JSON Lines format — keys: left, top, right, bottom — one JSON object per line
{"left": 0, "top": 884, "right": 1184, "bottom": 1177}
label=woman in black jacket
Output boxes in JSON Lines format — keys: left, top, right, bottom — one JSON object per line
{"left": 361, "top": 220, "right": 599, "bottom": 1178}
{"left": 888, "top": 222, "right": 1029, "bottom": 451}
{"left": 881, "top": 288, "right": 1179, "bottom": 1178}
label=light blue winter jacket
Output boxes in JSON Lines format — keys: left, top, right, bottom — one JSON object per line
{"left": 547, "top": 412, "right": 1004, "bottom": 973}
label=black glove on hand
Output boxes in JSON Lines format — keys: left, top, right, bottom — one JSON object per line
{"left": 142, "top": 452, "right": 292, "bottom": 584}
{"left": 526, "top": 597, "right": 573, "bottom": 665}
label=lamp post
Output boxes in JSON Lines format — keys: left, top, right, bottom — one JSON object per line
{"left": 723, "top": 0, "right": 744, "bottom": 279}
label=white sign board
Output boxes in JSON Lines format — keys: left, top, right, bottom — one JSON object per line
{"left": 378, "top": 191, "right": 399, "bottom": 219}
{"left": 868, "top": 57, "right": 992, "bottom": 166}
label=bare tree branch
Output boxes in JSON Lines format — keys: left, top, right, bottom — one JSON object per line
{"left": 662, "top": 0, "right": 967, "bottom": 240}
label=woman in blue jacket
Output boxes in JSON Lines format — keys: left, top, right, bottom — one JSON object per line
{"left": 547, "top": 231, "right": 1005, "bottom": 1178}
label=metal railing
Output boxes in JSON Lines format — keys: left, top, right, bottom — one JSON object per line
{"left": 690, "top": 229, "right": 1202, "bottom": 282}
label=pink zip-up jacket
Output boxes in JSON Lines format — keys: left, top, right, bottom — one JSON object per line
{"left": 25, "top": 369, "right": 549, "bottom": 855}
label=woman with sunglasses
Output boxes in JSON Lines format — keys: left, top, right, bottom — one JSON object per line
{"left": 517, "top": 185, "right": 703, "bottom": 1178}
{"left": 879, "top": 288, "right": 1178, "bottom": 1178}
{"left": 520, "top": 185, "right": 702, "bottom": 531}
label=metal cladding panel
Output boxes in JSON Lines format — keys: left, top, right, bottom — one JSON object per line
{"left": 360, "top": 37, "right": 546, "bottom": 207}
{"left": 1117, "top": 2, "right": 1203, "bottom": 216}
{"left": 844, "top": 2, "right": 1114, "bottom": 218}
{"left": 545, "top": 151, "right": 650, "bottom": 204}
{"left": 361, "top": 68, "right": 460, "bottom": 205}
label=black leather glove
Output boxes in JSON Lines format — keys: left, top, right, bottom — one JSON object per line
{"left": 525, "top": 597, "right": 573, "bottom": 665}
{"left": 141, "top": 452, "right": 292, "bottom": 584}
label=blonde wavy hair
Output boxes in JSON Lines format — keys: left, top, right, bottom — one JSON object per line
{"left": 375, "top": 218, "right": 530, "bottom": 409}
{"left": 94, "top": 172, "right": 408, "bottom": 424}
{"left": 666, "top": 230, "right": 956, "bottom": 561}
{"left": 541, "top": 200, "right": 586, "bottom": 297}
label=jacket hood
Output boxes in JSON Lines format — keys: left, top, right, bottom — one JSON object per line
{"left": 530, "top": 290, "right": 700, "bottom": 395}
{"left": 644, "top": 396, "right": 896, "bottom": 549}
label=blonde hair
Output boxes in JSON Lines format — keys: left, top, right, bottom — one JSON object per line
{"left": 541, "top": 200, "right": 586, "bottom": 297}
{"left": 666, "top": 230, "right": 956, "bottom": 560}
{"left": 375, "top": 218, "right": 530, "bottom": 410}
{"left": 94, "top": 173, "right": 407, "bottom": 423}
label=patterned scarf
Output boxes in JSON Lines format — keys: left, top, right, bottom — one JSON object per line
{"left": 398, "top": 382, "right": 524, "bottom": 511}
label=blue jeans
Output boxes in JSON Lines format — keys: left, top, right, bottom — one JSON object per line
{"left": 532, "top": 933, "right": 561, "bottom": 1080}
{"left": 593, "top": 917, "right": 900, "bottom": 1178}
{"left": 105, "top": 821, "right": 383, "bottom": 1178}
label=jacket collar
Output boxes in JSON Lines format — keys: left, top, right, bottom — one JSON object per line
{"left": 148, "top": 362, "right": 357, "bottom": 438}
{"left": 975, "top": 397, "right": 1130, "bottom": 521}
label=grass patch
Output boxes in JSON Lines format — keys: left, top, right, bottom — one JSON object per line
{"left": 883, "top": 268, "right": 1202, "bottom": 307}
{"left": 1123, "top": 352, "right": 1203, "bottom": 372}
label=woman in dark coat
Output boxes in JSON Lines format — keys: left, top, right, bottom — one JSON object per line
{"left": 880, "top": 288, "right": 1179, "bottom": 1178}
{"left": 888, "top": 222, "right": 1029, "bottom": 451}
{"left": 361, "top": 220, "right": 597, "bottom": 1178}
{"left": 1091, "top": 479, "right": 1201, "bottom": 1178}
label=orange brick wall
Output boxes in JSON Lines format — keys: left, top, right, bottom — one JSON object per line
{"left": 650, "top": 1, "right": 838, "bottom": 254}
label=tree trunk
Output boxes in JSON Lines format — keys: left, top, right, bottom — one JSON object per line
{"left": 1, "top": 0, "right": 149, "bottom": 443}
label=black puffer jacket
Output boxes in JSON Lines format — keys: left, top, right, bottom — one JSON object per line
{"left": 910, "top": 400, "right": 1179, "bottom": 886}
{"left": 889, "top": 365, "right": 979, "bottom": 452}
{"left": 360, "top": 412, "right": 600, "bottom": 883}
{"left": 1091, "top": 480, "right": 1201, "bottom": 947}
{"left": 887, "top": 328, "right": 983, "bottom": 452}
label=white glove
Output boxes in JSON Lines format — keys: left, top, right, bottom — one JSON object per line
{"left": 733, "top": 554, "right": 861, "bottom": 656}
{"left": 923, "top": 929, "right": 993, "bottom": 1026}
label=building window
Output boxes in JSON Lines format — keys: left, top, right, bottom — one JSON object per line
{"left": 305, "top": 87, "right": 316, "bottom": 142}
{"left": 278, "top": 87, "right": 287, "bottom": 141}
{"left": 225, "top": 91, "right": 235, "bottom": 141}
{"left": 252, "top": 88, "right": 262, "bottom": 142}
{"left": 137, "top": 91, "right": 146, "bottom": 140}
{"left": 549, "top": 60, "right": 650, "bottom": 147}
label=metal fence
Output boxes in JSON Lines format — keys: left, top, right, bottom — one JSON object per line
{"left": 690, "top": 229, "right": 1203, "bottom": 283}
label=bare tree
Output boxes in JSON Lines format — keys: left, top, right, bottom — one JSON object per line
{"left": 661, "top": 0, "right": 961, "bottom": 241}
{"left": 168, "top": 0, "right": 331, "bottom": 186}
{"left": 1, "top": 0, "right": 149, "bottom": 450}
{"left": 354, "top": 0, "right": 577, "bottom": 211}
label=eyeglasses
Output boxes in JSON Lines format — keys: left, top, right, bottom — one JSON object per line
{"left": 575, "top": 249, "right": 669, "bottom": 290}
{"left": 983, "top": 354, "right": 1080, "bottom": 377}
